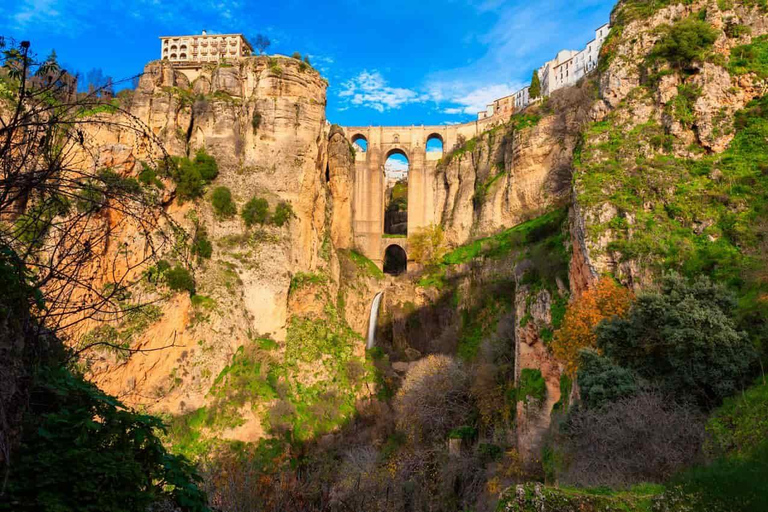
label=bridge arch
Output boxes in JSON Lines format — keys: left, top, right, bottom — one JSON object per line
{"left": 383, "top": 244, "right": 407, "bottom": 275}
{"left": 385, "top": 147, "right": 410, "bottom": 161}
{"left": 384, "top": 150, "right": 409, "bottom": 236}
{"left": 426, "top": 133, "right": 444, "bottom": 153}
{"left": 351, "top": 133, "right": 368, "bottom": 153}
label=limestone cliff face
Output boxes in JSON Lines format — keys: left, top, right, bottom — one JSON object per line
{"left": 572, "top": 0, "right": 768, "bottom": 291}
{"left": 327, "top": 125, "right": 355, "bottom": 250}
{"left": 435, "top": 84, "right": 594, "bottom": 247}
{"left": 77, "top": 57, "right": 385, "bottom": 447}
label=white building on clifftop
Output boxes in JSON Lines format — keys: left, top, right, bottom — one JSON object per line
{"left": 160, "top": 31, "right": 253, "bottom": 63}
{"left": 478, "top": 22, "right": 610, "bottom": 120}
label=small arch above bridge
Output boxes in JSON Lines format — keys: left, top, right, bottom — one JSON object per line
{"left": 426, "top": 133, "right": 444, "bottom": 153}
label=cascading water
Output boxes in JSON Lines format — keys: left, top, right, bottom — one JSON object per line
{"left": 366, "top": 292, "right": 384, "bottom": 349}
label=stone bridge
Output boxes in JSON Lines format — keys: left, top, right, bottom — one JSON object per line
{"left": 342, "top": 118, "right": 498, "bottom": 271}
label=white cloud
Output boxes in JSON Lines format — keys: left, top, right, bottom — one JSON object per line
{"left": 385, "top": 158, "right": 409, "bottom": 173}
{"left": 339, "top": 70, "right": 428, "bottom": 112}
{"left": 435, "top": 81, "right": 524, "bottom": 115}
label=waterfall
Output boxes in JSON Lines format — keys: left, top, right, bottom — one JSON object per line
{"left": 366, "top": 292, "right": 384, "bottom": 349}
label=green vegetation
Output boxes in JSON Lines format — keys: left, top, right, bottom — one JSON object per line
{"left": 577, "top": 349, "right": 638, "bottom": 409}
{"left": 165, "top": 265, "right": 196, "bottom": 294}
{"left": 166, "top": 149, "right": 219, "bottom": 202}
{"left": 729, "top": 34, "right": 768, "bottom": 79}
{"left": 79, "top": 304, "right": 162, "bottom": 357}
{"left": 648, "top": 18, "right": 718, "bottom": 70}
{"left": 705, "top": 378, "right": 768, "bottom": 458}
{"left": 575, "top": 94, "right": 768, "bottom": 350}
{"left": 138, "top": 161, "right": 164, "bottom": 189}
{"left": 191, "top": 227, "right": 213, "bottom": 260}
{"left": 508, "top": 112, "right": 541, "bottom": 131}
{"left": 514, "top": 368, "right": 547, "bottom": 405}
{"left": 497, "top": 482, "right": 664, "bottom": 512}
{"left": 3, "top": 366, "right": 209, "bottom": 512}
{"left": 456, "top": 281, "right": 514, "bottom": 360}
{"left": 343, "top": 249, "right": 385, "bottom": 280}
{"left": 211, "top": 186, "right": 237, "bottom": 218}
{"left": 597, "top": 274, "right": 756, "bottom": 407}
{"left": 288, "top": 271, "right": 327, "bottom": 294}
{"left": 241, "top": 196, "right": 269, "bottom": 226}
{"left": 272, "top": 201, "right": 293, "bottom": 227}
{"left": 670, "top": 84, "right": 701, "bottom": 128}
{"left": 529, "top": 69, "right": 541, "bottom": 98}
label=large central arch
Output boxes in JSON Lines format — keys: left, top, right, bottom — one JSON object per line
{"left": 384, "top": 149, "right": 409, "bottom": 237}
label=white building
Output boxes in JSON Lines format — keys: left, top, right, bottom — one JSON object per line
{"left": 160, "top": 31, "right": 253, "bottom": 63}
{"left": 478, "top": 22, "right": 610, "bottom": 120}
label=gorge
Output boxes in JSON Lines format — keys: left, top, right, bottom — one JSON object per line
{"left": 2, "top": 0, "right": 768, "bottom": 511}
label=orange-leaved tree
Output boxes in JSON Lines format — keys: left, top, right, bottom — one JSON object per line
{"left": 552, "top": 278, "right": 633, "bottom": 376}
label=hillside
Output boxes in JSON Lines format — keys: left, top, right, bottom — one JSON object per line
{"left": 1, "top": 0, "right": 768, "bottom": 510}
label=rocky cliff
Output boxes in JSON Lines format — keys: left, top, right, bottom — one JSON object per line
{"left": 573, "top": 0, "right": 768, "bottom": 292}
{"left": 71, "top": 56, "right": 384, "bottom": 450}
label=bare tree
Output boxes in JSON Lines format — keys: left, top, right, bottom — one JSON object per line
{"left": 561, "top": 391, "right": 706, "bottom": 487}
{"left": 0, "top": 38, "right": 179, "bottom": 339}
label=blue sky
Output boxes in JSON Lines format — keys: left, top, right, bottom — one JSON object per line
{"left": 0, "top": 0, "right": 614, "bottom": 126}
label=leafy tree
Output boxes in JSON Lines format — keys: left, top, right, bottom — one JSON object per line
{"left": 649, "top": 18, "right": 718, "bottom": 69}
{"left": 2, "top": 366, "right": 209, "bottom": 512}
{"left": 272, "top": 201, "right": 293, "bottom": 227}
{"left": 303, "top": 55, "right": 311, "bottom": 65}
{"left": 165, "top": 265, "right": 196, "bottom": 294}
{"left": 577, "top": 348, "right": 638, "bottom": 408}
{"left": 291, "top": 51, "right": 301, "bottom": 60}
{"left": 408, "top": 224, "right": 446, "bottom": 267}
{"left": 253, "top": 34, "right": 271, "bottom": 55}
{"left": 551, "top": 278, "right": 633, "bottom": 376}
{"left": 596, "top": 273, "right": 756, "bottom": 407}
{"left": 242, "top": 197, "right": 270, "bottom": 227}
{"left": 211, "top": 186, "right": 236, "bottom": 218}
{"left": 529, "top": 69, "right": 541, "bottom": 99}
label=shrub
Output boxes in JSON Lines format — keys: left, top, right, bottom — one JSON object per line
{"left": 291, "top": 51, "right": 301, "bottom": 60}
{"left": 561, "top": 391, "right": 705, "bottom": 487}
{"left": 597, "top": 273, "right": 756, "bottom": 407}
{"left": 138, "top": 162, "right": 164, "bottom": 189}
{"left": 165, "top": 265, "right": 196, "bottom": 294}
{"left": 649, "top": 18, "right": 718, "bottom": 69}
{"left": 193, "top": 148, "right": 218, "bottom": 182}
{"left": 551, "top": 278, "right": 633, "bottom": 376}
{"left": 577, "top": 349, "right": 638, "bottom": 408}
{"left": 394, "top": 355, "right": 473, "bottom": 442}
{"left": 191, "top": 228, "right": 213, "bottom": 260}
{"left": 408, "top": 224, "right": 447, "bottom": 267}
{"left": 173, "top": 158, "right": 204, "bottom": 202}
{"left": 271, "top": 201, "right": 293, "bottom": 227}
{"left": 171, "top": 150, "right": 218, "bottom": 202}
{"left": 211, "top": 186, "right": 237, "bottom": 218}
{"left": 241, "top": 197, "right": 269, "bottom": 227}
